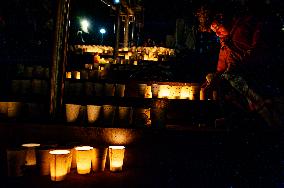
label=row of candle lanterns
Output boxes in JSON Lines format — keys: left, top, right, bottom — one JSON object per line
{"left": 74, "top": 45, "right": 175, "bottom": 57}
{"left": 73, "top": 45, "right": 175, "bottom": 66}
{"left": 64, "top": 81, "right": 205, "bottom": 100}
{"left": 74, "top": 45, "right": 113, "bottom": 54}
{"left": 6, "top": 143, "right": 126, "bottom": 181}
{"left": 138, "top": 83, "right": 203, "bottom": 100}
{"left": 65, "top": 104, "right": 152, "bottom": 127}
{"left": 0, "top": 101, "right": 48, "bottom": 120}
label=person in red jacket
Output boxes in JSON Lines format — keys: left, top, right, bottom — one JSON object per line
{"left": 203, "top": 12, "right": 282, "bottom": 128}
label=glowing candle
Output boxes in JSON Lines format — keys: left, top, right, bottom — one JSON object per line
{"left": 200, "top": 88, "right": 205, "bottom": 100}
{"left": 109, "top": 146, "right": 125, "bottom": 172}
{"left": 49, "top": 150, "right": 70, "bottom": 181}
{"left": 169, "top": 86, "right": 182, "bottom": 99}
{"left": 21, "top": 143, "right": 40, "bottom": 166}
{"left": 189, "top": 91, "right": 194, "bottom": 100}
{"left": 125, "top": 54, "right": 129, "bottom": 60}
{"left": 66, "top": 72, "right": 72, "bottom": 78}
{"left": 144, "top": 86, "right": 152, "bottom": 98}
{"left": 158, "top": 85, "right": 170, "bottom": 99}
{"left": 75, "top": 71, "right": 80, "bottom": 79}
{"left": 180, "top": 86, "right": 190, "bottom": 99}
{"left": 75, "top": 146, "right": 93, "bottom": 174}
{"left": 143, "top": 55, "right": 148, "bottom": 60}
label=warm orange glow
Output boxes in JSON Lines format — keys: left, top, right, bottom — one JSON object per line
{"left": 21, "top": 143, "right": 40, "bottom": 166}
{"left": 104, "top": 128, "right": 138, "bottom": 145}
{"left": 50, "top": 150, "right": 70, "bottom": 155}
{"left": 169, "top": 86, "right": 182, "bottom": 99}
{"left": 75, "top": 71, "right": 80, "bottom": 79}
{"left": 7, "top": 102, "right": 22, "bottom": 118}
{"left": 143, "top": 54, "right": 148, "bottom": 60}
{"left": 189, "top": 91, "right": 194, "bottom": 100}
{"left": 94, "top": 54, "right": 100, "bottom": 63}
{"left": 145, "top": 86, "right": 152, "bottom": 98}
{"left": 180, "top": 86, "right": 190, "bottom": 99}
{"left": 125, "top": 54, "right": 129, "bottom": 60}
{"left": 109, "top": 146, "right": 125, "bottom": 172}
{"left": 200, "top": 88, "right": 205, "bottom": 100}
{"left": 65, "top": 104, "right": 81, "bottom": 123}
{"left": 49, "top": 150, "right": 70, "bottom": 181}
{"left": 75, "top": 146, "right": 93, "bottom": 174}
{"left": 21, "top": 143, "right": 41, "bottom": 147}
{"left": 158, "top": 85, "right": 170, "bottom": 98}
{"left": 66, "top": 72, "right": 72, "bottom": 78}
{"left": 0, "top": 102, "right": 7, "bottom": 115}
{"left": 67, "top": 152, "right": 72, "bottom": 174}
{"left": 87, "top": 105, "right": 102, "bottom": 124}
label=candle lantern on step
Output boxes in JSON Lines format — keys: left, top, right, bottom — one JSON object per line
{"left": 21, "top": 143, "right": 40, "bottom": 166}
{"left": 158, "top": 85, "right": 170, "bottom": 98}
{"left": 66, "top": 72, "right": 71, "bottom": 79}
{"left": 109, "top": 146, "right": 125, "bottom": 172}
{"left": 75, "top": 71, "right": 80, "bottom": 79}
{"left": 180, "top": 86, "right": 190, "bottom": 99}
{"left": 75, "top": 146, "right": 93, "bottom": 174}
{"left": 49, "top": 150, "right": 70, "bottom": 181}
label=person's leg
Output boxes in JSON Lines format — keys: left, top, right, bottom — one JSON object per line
{"left": 221, "top": 72, "right": 281, "bottom": 127}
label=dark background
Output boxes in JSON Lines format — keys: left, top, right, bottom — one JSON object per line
{"left": 0, "top": 0, "right": 283, "bottom": 57}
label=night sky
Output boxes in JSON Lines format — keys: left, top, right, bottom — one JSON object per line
{"left": 69, "top": 0, "right": 202, "bottom": 44}
{"left": 0, "top": 0, "right": 283, "bottom": 55}
{"left": 69, "top": 0, "right": 284, "bottom": 44}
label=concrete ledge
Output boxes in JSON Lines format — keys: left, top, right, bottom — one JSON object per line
{"left": 0, "top": 122, "right": 280, "bottom": 148}
{"left": 0, "top": 123, "right": 149, "bottom": 146}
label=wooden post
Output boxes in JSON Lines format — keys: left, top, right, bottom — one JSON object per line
{"left": 123, "top": 15, "right": 129, "bottom": 48}
{"left": 50, "top": 0, "right": 71, "bottom": 121}
{"left": 114, "top": 4, "right": 121, "bottom": 60}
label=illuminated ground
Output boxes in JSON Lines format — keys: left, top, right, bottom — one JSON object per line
{"left": 0, "top": 123, "right": 283, "bottom": 187}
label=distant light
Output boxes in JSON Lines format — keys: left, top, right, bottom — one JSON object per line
{"left": 100, "top": 28, "right": 106, "bottom": 34}
{"left": 100, "top": 28, "right": 106, "bottom": 44}
{"left": 80, "top": 19, "right": 89, "bottom": 33}
{"left": 114, "top": 0, "right": 120, "bottom": 4}
{"left": 101, "top": 0, "right": 111, "bottom": 6}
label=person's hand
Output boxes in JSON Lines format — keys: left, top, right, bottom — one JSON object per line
{"left": 219, "top": 37, "right": 229, "bottom": 48}
{"left": 201, "top": 73, "right": 213, "bottom": 90}
{"left": 202, "top": 72, "right": 221, "bottom": 90}
{"left": 206, "top": 73, "right": 215, "bottom": 85}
